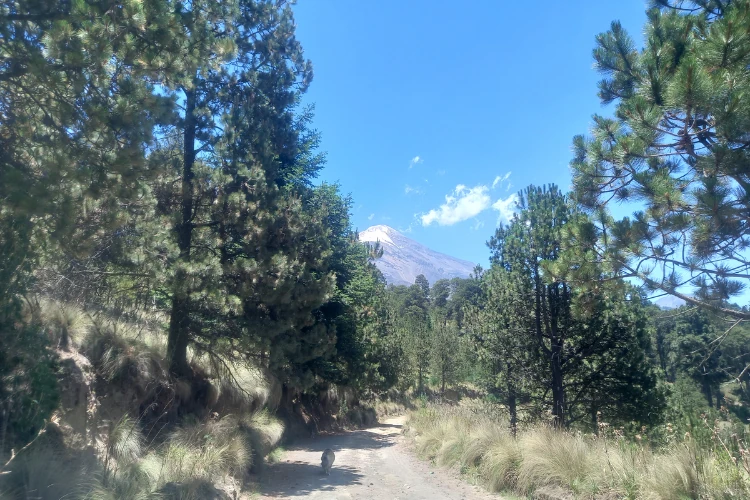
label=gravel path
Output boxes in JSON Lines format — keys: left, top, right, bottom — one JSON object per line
{"left": 256, "top": 416, "right": 497, "bottom": 500}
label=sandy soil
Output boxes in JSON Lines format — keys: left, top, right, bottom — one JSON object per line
{"left": 256, "top": 416, "right": 497, "bottom": 500}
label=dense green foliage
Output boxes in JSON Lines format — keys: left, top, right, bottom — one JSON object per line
{"left": 0, "top": 0, "right": 390, "bottom": 458}
{"left": 385, "top": 186, "right": 665, "bottom": 432}
{"left": 2, "top": 0, "right": 750, "bottom": 496}
{"left": 571, "top": 0, "right": 750, "bottom": 318}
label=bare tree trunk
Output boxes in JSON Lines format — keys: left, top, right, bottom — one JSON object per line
{"left": 549, "top": 286, "right": 565, "bottom": 428}
{"left": 167, "top": 86, "right": 197, "bottom": 377}
{"left": 508, "top": 383, "right": 517, "bottom": 436}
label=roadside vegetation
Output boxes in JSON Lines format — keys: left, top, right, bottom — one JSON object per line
{"left": 2, "top": 0, "right": 750, "bottom": 498}
{"left": 407, "top": 399, "right": 750, "bottom": 499}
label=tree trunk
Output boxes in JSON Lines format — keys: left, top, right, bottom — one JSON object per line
{"left": 167, "top": 86, "right": 197, "bottom": 377}
{"left": 59, "top": 324, "right": 70, "bottom": 351}
{"left": 508, "top": 390, "right": 517, "bottom": 437}
{"left": 591, "top": 402, "right": 599, "bottom": 436}
{"left": 716, "top": 387, "right": 722, "bottom": 409}
{"left": 551, "top": 343, "right": 565, "bottom": 427}
{"left": 441, "top": 357, "right": 447, "bottom": 394}
{"left": 167, "top": 294, "right": 191, "bottom": 376}
{"left": 549, "top": 286, "right": 565, "bottom": 428}
{"left": 702, "top": 379, "right": 713, "bottom": 408}
{"left": 507, "top": 369, "right": 517, "bottom": 437}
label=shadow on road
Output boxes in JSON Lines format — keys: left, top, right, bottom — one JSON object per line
{"left": 257, "top": 424, "right": 400, "bottom": 497}
{"left": 258, "top": 462, "right": 364, "bottom": 497}
{"left": 287, "top": 426, "right": 397, "bottom": 453}
{"left": 373, "top": 423, "right": 402, "bottom": 429}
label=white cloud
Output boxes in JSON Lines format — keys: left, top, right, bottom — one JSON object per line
{"left": 436, "top": 169, "right": 446, "bottom": 176}
{"left": 421, "top": 184, "right": 492, "bottom": 226}
{"left": 471, "top": 219, "right": 485, "bottom": 231}
{"left": 409, "top": 156, "right": 423, "bottom": 169}
{"left": 368, "top": 213, "right": 374, "bottom": 221}
{"left": 405, "top": 184, "right": 423, "bottom": 195}
{"left": 492, "top": 193, "right": 519, "bottom": 225}
{"left": 492, "top": 171, "right": 512, "bottom": 189}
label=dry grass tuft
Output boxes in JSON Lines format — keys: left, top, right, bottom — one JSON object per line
{"left": 84, "top": 327, "right": 166, "bottom": 385}
{"left": 108, "top": 415, "right": 144, "bottom": 464}
{"left": 406, "top": 404, "right": 750, "bottom": 499}
{"left": 479, "top": 432, "right": 522, "bottom": 492}
{"left": 240, "top": 409, "right": 286, "bottom": 458}
{"left": 517, "top": 426, "right": 598, "bottom": 494}
{"left": 142, "top": 416, "right": 252, "bottom": 484}
{"left": 1, "top": 299, "right": 286, "bottom": 499}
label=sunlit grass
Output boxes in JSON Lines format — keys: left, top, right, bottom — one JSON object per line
{"left": 406, "top": 404, "right": 750, "bottom": 499}
{"left": 0, "top": 298, "right": 287, "bottom": 499}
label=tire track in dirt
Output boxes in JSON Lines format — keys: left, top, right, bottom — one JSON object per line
{"left": 256, "top": 416, "right": 497, "bottom": 499}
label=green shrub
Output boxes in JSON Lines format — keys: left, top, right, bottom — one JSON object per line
{"left": 0, "top": 320, "right": 60, "bottom": 456}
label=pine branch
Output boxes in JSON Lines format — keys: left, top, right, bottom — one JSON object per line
{"left": 617, "top": 258, "right": 750, "bottom": 320}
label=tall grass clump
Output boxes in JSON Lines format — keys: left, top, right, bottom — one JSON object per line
{"left": 141, "top": 416, "right": 252, "bottom": 485}
{"left": 240, "top": 409, "right": 285, "bottom": 469}
{"left": 82, "top": 325, "right": 166, "bottom": 389}
{"left": 36, "top": 299, "right": 92, "bottom": 349}
{"left": 406, "top": 404, "right": 750, "bottom": 499}
{"left": 479, "top": 433, "right": 522, "bottom": 492}
{"left": 199, "top": 355, "right": 282, "bottom": 413}
{"left": 517, "top": 426, "right": 600, "bottom": 495}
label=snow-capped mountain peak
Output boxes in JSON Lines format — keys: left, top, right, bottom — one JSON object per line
{"left": 359, "top": 225, "right": 396, "bottom": 246}
{"left": 358, "top": 225, "right": 476, "bottom": 286}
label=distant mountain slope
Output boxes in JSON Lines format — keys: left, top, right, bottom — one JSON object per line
{"left": 358, "top": 225, "right": 476, "bottom": 286}
{"left": 654, "top": 295, "right": 687, "bottom": 310}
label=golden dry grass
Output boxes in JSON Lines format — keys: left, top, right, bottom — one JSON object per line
{"left": 1, "top": 299, "right": 286, "bottom": 499}
{"left": 405, "top": 405, "right": 750, "bottom": 499}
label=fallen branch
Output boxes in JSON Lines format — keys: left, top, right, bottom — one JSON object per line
{"left": 0, "top": 419, "right": 49, "bottom": 475}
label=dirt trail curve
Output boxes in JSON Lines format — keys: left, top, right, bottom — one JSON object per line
{"left": 257, "top": 416, "right": 496, "bottom": 500}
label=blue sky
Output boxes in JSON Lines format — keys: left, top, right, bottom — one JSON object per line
{"left": 293, "top": 0, "right": 648, "bottom": 268}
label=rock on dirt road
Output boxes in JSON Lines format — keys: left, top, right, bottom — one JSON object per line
{"left": 256, "top": 416, "right": 496, "bottom": 500}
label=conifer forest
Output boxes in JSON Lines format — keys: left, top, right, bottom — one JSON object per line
{"left": 2, "top": 1, "right": 750, "bottom": 498}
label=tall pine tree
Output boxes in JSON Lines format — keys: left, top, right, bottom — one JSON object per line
{"left": 571, "top": 0, "right": 750, "bottom": 318}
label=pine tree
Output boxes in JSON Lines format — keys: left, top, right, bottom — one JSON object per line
{"left": 489, "top": 185, "right": 571, "bottom": 426}
{"left": 0, "top": 0, "right": 179, "bottom": 308}
{"left": 295, "top": 184, "right": 398, "bottom": 392}
{"left": 136, "top": 0, "right": 333, "bottom": 379}
{"left": 386, "top": 282, "right": 432, "bottom": 393}
{"left": 565, "top": 285, "right": 665, "bottom": 428}
{"left": 430, "top": 318, "right": 459, "bottom": 394}
{"left": 571, "top": 0, "right": 750, "bottom": 318}
{"left": 469, "top": 265, "right": 534, "bottom": 434}
{"left": 447, "top": 276, "right": 483, "bottom": 330}
{"left": 0, "top": 0, "right": 181, "bottom": 455}
{"left": 415, "top": 274, "right": 430, "bottom": 301}
{"left": 489, "top": 184, "right": 663, "bottom": 428}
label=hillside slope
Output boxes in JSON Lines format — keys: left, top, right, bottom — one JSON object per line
{"left": 358, "top": 225, "right": 476, "bottom": 286}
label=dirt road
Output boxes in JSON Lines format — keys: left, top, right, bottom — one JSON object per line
{"left": 256, "top": 416, "right": 495, "bottom": 500}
